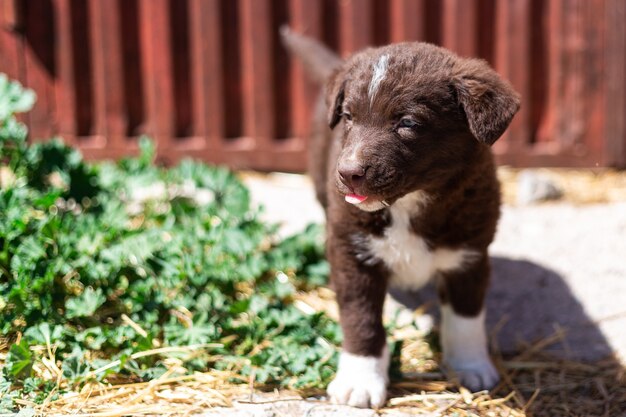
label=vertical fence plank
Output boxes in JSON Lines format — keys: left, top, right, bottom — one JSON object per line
{"left": 188, "top": 0, "right": 222, "bottom": 151}
{"left": 0, "top": 0, "right": 19, "bottom": 28}
{"left": 338, "top": 0, "right": 373, "bottom": 55}
{"left": 476, "top": 0, "right": 496, "bottom": 63}
{"left": 272, "top": 0, "right": 291, "bottom": 141}
{"left": 389, "top": 0, "right": 427, "bottom": 43}
{"left": 0, "top": 0, "right": 23, "bottom": 83}
{"left": 119, "top": 0, "right": 142, "bottom": 139}
{"left": 53, "top": 0, "right": 76, "bottom": 142}
{"left": 534, "top": 0, "right": 562, "bottom": 147}
{"left": 169, "top": 0, "right": 192, "bottom": 140}
{"left": 139, "top": 0, "right": 174, "bottom": 144}
{"left": 605, "top": 0, "right": 626, "bottom": 167}
{"left": 0, "top": 0, "right": 27, "bottom": 131}
{"left": 577, "top": 0, "right": 606, "bottom": 162}
{"left": 536, "top": 0, "right": 604, "bottom": 159}
{"left": 442, "top": 0, "right": 478, "bottom": 57}
{"left": 493, "top": 0, "right": 531, "bottom": 157}
{"left": 240, "top": 0, "right": 274, "bottom": 148}
{"left": 288, "top": 0, "right": 322, "bottom": 145}
{"left": 527, "top": 0, "right": 547, "bottom": 145}
{"left": 22, "top": 0, "right": 55, "bottom": 140}
{"left": 89, "top": 0, "right": 126, "bottom": 147}
{"left": 221, "top": 0, "right": 243, "bottom": 141}
{"left": 558, "top": 0, "right": 586, "bottom": 151}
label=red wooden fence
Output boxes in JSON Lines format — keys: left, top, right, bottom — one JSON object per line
{"left": 0, "top": 0, "right": 625, "bottom": 170}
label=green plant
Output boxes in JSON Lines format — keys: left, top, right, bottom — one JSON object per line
{"left": 0, "top": 74, "right": 336, "bottom": 412}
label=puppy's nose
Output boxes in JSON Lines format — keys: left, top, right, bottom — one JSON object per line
{"left": 338, "top": 161, "right": 367, "bottom": 189}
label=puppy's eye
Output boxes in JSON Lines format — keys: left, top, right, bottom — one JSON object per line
{"left": 342, "top": 112, "right": 353, "bottom": 121}
{"left": 398, "top": 118, "right": 418, "bottom": 129}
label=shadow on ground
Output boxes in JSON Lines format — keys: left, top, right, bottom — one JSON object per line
{"left": 389, "top": 256, "right": 626, "bottom": 415}
{"left": 390, "top": 256, "right": 613, "bottom": 361}
{"left": 487, "top": 257, "right": 613, "bottom": 360}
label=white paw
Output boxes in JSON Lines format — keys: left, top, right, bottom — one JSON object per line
{"left": 439, "top": 306, "right": 500, "bottom": 391}
{"left": 328, "top": 373, "right": 388, "bottom": 408}
{"left": 447, "top": 357, "right": 500, "bottom": 392}
{"left": 327, "top": 346, "right": 390, "bottom": 408}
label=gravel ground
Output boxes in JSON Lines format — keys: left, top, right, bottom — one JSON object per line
{"left": 489, "top": 202, "right": 626, "bottom": 362}
{"left": 200, "top": 398, "right": 419, "bottom": 417}
{"left": 202, "top": 171, "right": 626, "bottom": 417}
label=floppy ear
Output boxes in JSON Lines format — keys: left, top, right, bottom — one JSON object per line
{"left": 325, "top": 68, "right": 347, "bottom": 129}
{"left": 453, "top": 59, "right": 521, "bottom": 145}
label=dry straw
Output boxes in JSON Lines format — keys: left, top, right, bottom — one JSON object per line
{"left": 26, "top": 347, "right": 625, "bottom": 417}
{"left": 14, "top": 324, "right": 623, "bottom": 416}
{"left": 4, "top": 288, "right": 626, "bottom": 416}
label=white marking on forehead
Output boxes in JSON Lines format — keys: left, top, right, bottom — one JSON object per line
{"left": 368, "top": 54, "right": 389, "bottom": 106}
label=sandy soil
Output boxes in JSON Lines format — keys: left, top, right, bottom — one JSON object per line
{"left": 208, "top": 169, "right": 626, "bottom": 417}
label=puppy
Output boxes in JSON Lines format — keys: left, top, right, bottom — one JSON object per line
{"left": 282, "top": 28, "right": 520, "bottom": 408}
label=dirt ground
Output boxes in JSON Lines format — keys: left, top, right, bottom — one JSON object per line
{"left": 33, "top": 169, "right": 624, "bottom": 416}
{"left": 220, "top": 168, "right": 626, "bottom": 417}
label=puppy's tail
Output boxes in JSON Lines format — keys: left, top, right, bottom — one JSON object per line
{"left": 280, "top": 26, "right": 342, "bottom": 85}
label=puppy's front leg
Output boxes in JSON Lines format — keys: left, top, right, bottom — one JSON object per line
{"left": 438, "top": 254, "right": 499, "bottom": 391}
{"left": 327, "top": 241, "right": 389, "bottom": 408}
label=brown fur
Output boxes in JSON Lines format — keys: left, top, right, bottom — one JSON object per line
{"left": 281, "top": 32, "right": 520, "bottom": 360}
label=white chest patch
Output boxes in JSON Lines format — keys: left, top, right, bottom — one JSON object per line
{"left": 366, "top": 191, "right": 480, "bottom": 291}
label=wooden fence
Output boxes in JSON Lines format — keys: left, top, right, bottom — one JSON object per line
{"left": 0, "top": 0, "right": 625, "bottom": 170}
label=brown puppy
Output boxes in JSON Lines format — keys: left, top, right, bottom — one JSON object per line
{"left": 282, "top": 28, "right": 520, "bottom": 408}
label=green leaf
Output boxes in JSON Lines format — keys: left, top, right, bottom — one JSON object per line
{"left": 65, "top": 287, "right": 106, "bottom": 319}
{"left": 0, "top": 73, "right": 36, "bottom": 120}
{"left": 75, "top": 327, "right": 107, "bottom": 350}
{"left": 138, "top": 135, "right": 156, "bottom": 167}
{"left": 6, "top": 341, "right": 34, "bottom": 380}
{"left": 23, "top": 323, "right": 65, "bottom": 346}
{"left": 61, "top": 348, "right": 91, "bottom": 381}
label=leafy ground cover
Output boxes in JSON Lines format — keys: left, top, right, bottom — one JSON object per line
{"left": 0, "top": 75, "right": 338, "bottom": 412}
{"left": 2, "top": 75, "right": 625, "bottom": 417}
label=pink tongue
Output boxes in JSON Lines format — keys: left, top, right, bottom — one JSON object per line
{"left": 345, "top": 193, "right": 368, "bottom": 204}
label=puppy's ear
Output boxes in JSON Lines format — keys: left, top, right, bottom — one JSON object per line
{"left": 325, "top": 68, "right": 347, "bottom": 129}
{"left": 453, "top": 59, "right": 520, "bottom": 145}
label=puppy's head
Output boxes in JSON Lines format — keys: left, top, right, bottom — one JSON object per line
{"left": 326, "top": 43, "right": 520, "bottom": 211}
